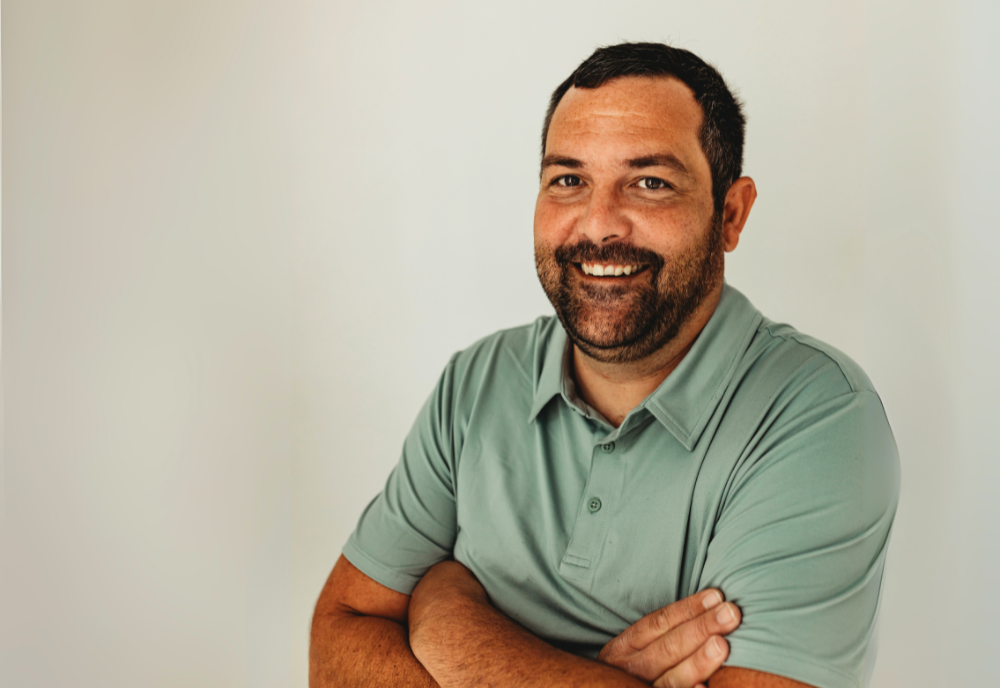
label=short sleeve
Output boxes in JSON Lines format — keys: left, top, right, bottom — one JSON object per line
{"left": 700, "top": 390, "right": 900, "bottom": 688}
{"left": 342, "top": 356, "right": 461, "bottom": 594}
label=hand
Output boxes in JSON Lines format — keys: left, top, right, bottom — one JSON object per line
{"left": 597, "top": 589, "right": 741, "bottom": 688}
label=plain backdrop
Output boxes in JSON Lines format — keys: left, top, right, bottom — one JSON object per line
{"left": 3, "top": 1, "right": 998, "bottom": 686}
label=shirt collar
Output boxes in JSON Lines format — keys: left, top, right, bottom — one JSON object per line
{"left": 528, "top": 282, "right": 763, "bottom": 451}
{"left": 528, "top": 317, "right": 572, "bottom": 423}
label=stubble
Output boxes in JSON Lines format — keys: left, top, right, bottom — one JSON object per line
{"left": 534, "top": 216, "right": 724, "bottom": 365}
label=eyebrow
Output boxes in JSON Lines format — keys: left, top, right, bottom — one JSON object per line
{"left": 626, "top": 154, "right": 692, "bottom": 178}
{"left": 540, "top": 153, "right": 693, "bottom": 179}
{"left": 540, "top": 154, "right": 583, "bottom": 170}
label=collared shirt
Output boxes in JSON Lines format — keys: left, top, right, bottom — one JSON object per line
{"left": 343, "top": 283, "right": 899, "bottom": 688}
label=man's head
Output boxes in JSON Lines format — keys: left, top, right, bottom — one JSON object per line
{"left": 541, "top": 42, "right": 746, "bottom": 215}
{"left": 533, "top": 42, "right": 756, "bottom": 366}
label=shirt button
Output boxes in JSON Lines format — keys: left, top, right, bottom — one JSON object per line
{"left": 588, "top": 497, "right": 602, "bottom": 513}
{"left": 601, "top": 442, "right": 616, "bottom": 453}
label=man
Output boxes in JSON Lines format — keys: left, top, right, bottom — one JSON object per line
{"left": 310, "top": 42, "right": 899, "bottom": 688}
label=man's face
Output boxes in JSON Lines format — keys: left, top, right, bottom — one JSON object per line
{"left": 534, "top": 76, "right": 723, "bottom": 365}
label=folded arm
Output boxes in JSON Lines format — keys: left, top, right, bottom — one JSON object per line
{"left": 310, "top": 556, "right": 745, "bottom": 687}
{"left": 409, "top": 561, "right": 755, "bottom": 688}
{"left": 309, "top": 555, "right": 645, "bottom": 687}
{"left": 309, "top": 555, "right": 438, "bottom": 687}
{"left": 408, "top": 561, "right": 648, "bottom": 688}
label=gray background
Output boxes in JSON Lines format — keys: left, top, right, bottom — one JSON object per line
{"left": 3, "top": 1, "right": 998, "bottom": 686}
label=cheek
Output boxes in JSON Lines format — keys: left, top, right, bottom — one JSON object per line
{"left": 631, "top": 206, "right": 704, "bottom": 254}
{"left": 533, "top": 195, "right": 576, "bottom": 244}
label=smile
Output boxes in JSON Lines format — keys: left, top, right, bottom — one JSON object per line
{"left": 576, "top": 262, "right": 647, "bottom": 277}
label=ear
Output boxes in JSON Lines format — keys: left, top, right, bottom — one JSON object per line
{"left": 721, "top": 177, "right": 757, "bottom": 252}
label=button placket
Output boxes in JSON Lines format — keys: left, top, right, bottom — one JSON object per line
{"left": 559, "top": 441, "right": 624, "bottom": 583}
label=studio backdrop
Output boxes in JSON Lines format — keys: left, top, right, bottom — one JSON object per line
{"left": 3, "top": 1, "right": 998, "bottom": 686}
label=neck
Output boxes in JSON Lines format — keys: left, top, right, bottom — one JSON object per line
{"left": 571, "top": 283, "right": 723, "bottom": 427}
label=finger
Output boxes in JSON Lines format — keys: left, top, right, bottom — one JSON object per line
{"left": 630, "top": 603, "right": 741, "bottom": 680}
{"left": 617, "top": 589, "right": 726, "bottom": 652}
{"left": 652, "top": 636, "right": 729, "bottom": 688}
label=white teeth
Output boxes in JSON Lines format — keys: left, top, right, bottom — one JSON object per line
{"left": 581, "top": 263, "right": 640, "bottom": 276}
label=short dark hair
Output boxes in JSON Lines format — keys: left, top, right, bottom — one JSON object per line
{"left": 541, "top": 42, "right": 746, "bottom": 213}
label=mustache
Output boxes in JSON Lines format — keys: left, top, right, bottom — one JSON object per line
{"left": 554, "top": 239, "right": 665, "bottom": 271}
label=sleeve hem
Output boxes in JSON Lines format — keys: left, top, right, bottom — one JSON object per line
{"left": 342, "top": 536, "right": 422, "bottom": 595}
{"left": 725, "top": 639, "right": 861, "bottom": 688}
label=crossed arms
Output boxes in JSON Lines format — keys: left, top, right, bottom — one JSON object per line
{"left": 310, "top": 366, "right": 898, "bottom": 686}
{"left": 309, "top": 555, "right": 815, "bottom": 688}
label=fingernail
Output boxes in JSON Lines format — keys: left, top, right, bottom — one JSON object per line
{"left": 702, "top": 590, "right": 723, "bottom": 610}
{"left": 706, "top": 636, "right": 725, "bottom": 659}
{"left": 716, "top": 603, "right": 736, "bottom": 624}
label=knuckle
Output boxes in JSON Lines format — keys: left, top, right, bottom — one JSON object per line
{"left": 653, "top": 606, "right": 673, "bottom": 632}
{"left": 598, "top": 638, "right": 620, "bottom": 662}
{"left": 693, "top": 646, "right": 713, "bottom": 674}
{"left": 697, "top": 610, "right": 716, "bottom": 637}
{"left": 622, "top": 655, "right": 651, "bottom": 681}
{"left": 648, "top": 632, "right": 683, "bottom": 669}
{"left": 624, "top": 623, "right": 649, "bottom": 653}
{"left": 687, "top": 593, "right": 708, "bottom": 615}
{"left": 673, "top": 596, "right": 695, "bottom": 617}
{"left": 671, "top": 638, "right": 724, "bottom": 688}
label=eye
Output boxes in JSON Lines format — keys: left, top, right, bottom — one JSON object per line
{"left": 553, "top": 175, "right": 583, "bottom": 187}
{"left": 637, "top": 177, "right": 670, "bottom": 190}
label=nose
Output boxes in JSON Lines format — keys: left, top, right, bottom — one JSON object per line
{"left": 576, "top": 186, "right": 632, "bottom": 244}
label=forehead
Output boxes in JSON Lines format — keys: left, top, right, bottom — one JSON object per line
{"left": 546, "top": 76, "right": 705, "bottom": 164}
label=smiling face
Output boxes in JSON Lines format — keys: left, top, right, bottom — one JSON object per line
{"left": 534, "top": 75, "right": 725, "bottom": 365}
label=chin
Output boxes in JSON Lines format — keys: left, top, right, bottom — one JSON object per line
{"left": 570, "top": 315, "right": 639, "bottom": 350}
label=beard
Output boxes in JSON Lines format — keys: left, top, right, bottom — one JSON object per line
{"left": 534, "top": 215, "right": 724, "bottom": 365}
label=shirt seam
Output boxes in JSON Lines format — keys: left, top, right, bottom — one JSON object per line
{"left": 758, "top": 322, "right": 858, "bottom": 394}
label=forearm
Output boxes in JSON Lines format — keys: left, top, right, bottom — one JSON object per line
{"left": 309, "top": 611, "right": 438, "bottom": 688}
{"left": 409, "top": 565, "right": 646, "bottom": 687}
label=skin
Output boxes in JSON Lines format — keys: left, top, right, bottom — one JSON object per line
{"left": 311, "top": 555, "right": 742, "bottom": 688}
{"left": 310, "top": 76, "right": 814, "bottom": 687}
{"left": 534, "top": 75, "right": 754, "bottom": 426}
{"left": 310, "top": 556, "right": 436, "bottom": 688}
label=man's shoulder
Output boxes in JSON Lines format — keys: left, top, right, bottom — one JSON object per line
{"left": 713, "top": 314, "right": 899, "bottom": 534}
{"left": 446, "top": 314, "right": 560, "bottom": 388}
{"left": 746, "top": 316, "right": 878, "bottom": 400}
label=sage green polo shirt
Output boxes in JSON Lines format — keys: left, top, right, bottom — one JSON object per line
{"left": 343, "top": 283, "right": 899, "bottom": 688}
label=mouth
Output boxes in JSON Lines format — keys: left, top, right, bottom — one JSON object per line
{"left": 574, "top": 262, "right": 649, "bottom": 278}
